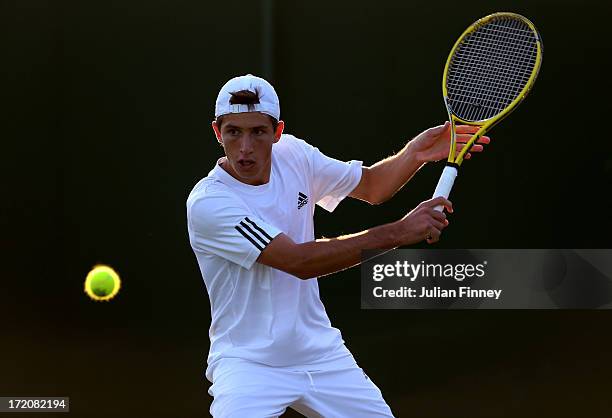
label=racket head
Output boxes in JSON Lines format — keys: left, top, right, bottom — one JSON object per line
{"left": 442, "top": 12, "right": 543, "bottom": 165}
{"left": 443, "top": 12, "right": 543, "bottom": 126}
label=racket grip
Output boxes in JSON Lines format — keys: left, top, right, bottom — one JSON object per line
{"left": 432, "top": 165, "right": 458, "bottom": 212}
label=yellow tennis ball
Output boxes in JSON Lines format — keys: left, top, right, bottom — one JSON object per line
{"left": 84, "top": 265, "right": 121, "bottom": 301}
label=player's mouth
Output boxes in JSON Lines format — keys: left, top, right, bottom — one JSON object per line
{"left": 237, "top": 159, "right": 255, "bottom": 169}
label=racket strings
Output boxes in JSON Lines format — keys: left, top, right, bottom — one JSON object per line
{"left": 446, "top": 17, "right": 539, "bottom": 122}
{"left": 451, "top": 23, "right": 536, "bottom": 120}
{"left": 449, "top": 20, "right": 537, "bottom": 120}
{"left": 451, "top": 20, "right": 537, "bottom": 116}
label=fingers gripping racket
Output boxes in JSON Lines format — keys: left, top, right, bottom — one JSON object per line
{"left": 433, "top": 12, "right": 543, "bottom": 211}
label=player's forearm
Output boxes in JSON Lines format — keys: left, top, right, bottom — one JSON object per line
{"left": 292, "top": 222, "right": 403, "bottom": 279}
{"left": 368, "top": 140, "right": 425, "bottom": 204}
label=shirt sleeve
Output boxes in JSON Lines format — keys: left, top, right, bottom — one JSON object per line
{"left": 187, "top": 191, "right": 283, "bottom": 270}
{"left": 297, "top": 139, "right": 363, "bottom": 212}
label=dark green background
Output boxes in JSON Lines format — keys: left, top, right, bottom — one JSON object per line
{"left": 3, "top": 0, "right": 612, "bottom": 417}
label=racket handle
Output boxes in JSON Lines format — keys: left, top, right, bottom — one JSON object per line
{"left": 432, "top": 165, "right": 458, "bottom": 212}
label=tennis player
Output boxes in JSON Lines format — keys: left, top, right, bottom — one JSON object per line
{"left": 187, "top": 74, "right": 488, "bottom": 417}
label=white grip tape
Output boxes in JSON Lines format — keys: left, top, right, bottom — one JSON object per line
{"left": 432, "top": 165, "right": 458, "bottom": 212}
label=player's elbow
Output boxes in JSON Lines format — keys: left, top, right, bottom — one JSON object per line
{"left": 364, "top": 189, "right": 388, "bottom": 205}
{"left": 284, "top": 248, "right": 321, "bottom": 280}
{"left": 368, "top": 193, "right": 386, "bottom": 205}
{"left": 259, "top": 236, "right": 317, "bottom": 280}
{"left": 364, "top": 182, "right": 387, "bottom": 205}
{"left": 357, "top": 188, "right": 385, "bottom": 206}
{"left": 285, "top": 258, "right": 317, "bottom": 280}
{"left": 294, "top": 269, "right": 318, "bottom": 280}
{"left": 351, "top": 167, "right": 386, "bottom": 205}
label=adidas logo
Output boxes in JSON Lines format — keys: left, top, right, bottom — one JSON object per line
{"left": 297, "top": 192, "right": 308, "bottom": 209}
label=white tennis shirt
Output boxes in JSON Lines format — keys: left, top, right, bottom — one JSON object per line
{"left": 187, "top": 134, "right": 363, "bottom": 381}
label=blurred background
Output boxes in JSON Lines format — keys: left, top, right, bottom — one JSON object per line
{"left": 2, "top": 0, "right": 612, "bottom": 416}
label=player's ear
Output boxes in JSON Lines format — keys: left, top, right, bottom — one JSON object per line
{"left": 274, "top": 120, "right": 285, "bottom": 142}
{"left": 212, "top": 121, "right": 222, "bottom": 144}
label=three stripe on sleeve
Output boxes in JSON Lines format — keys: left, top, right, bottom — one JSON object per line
{"left": 234, "top": 217, "right": 274, "bottom": 251}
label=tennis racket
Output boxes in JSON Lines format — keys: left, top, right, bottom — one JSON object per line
{"left": 432, "top": 12, "right": 543, "bottom": 211}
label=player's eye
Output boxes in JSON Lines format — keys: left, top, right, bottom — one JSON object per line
{"left": 227, "top": 129, "right": 239, "bottom": 136}
{"left": 254, "top": 129, "right": 265, "bottom": 135}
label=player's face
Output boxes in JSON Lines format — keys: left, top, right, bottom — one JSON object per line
{"left": 212, "top": 112, "right": 284, "bottom": 186}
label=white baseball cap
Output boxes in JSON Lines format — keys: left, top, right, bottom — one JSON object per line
{"left": 214, "top": 74, "right": 280, "bottom": 120}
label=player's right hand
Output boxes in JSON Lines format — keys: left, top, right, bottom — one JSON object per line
{"left": 397, "top": 197, "right": 453, "bottom": 244}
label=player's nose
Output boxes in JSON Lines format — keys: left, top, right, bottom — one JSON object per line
{"left": 239, "top": 135, "right": 255, "bottom": 154}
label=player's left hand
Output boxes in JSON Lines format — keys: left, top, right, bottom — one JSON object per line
{"left": 410, "top": 121, "right": 491, "bottom": 162}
